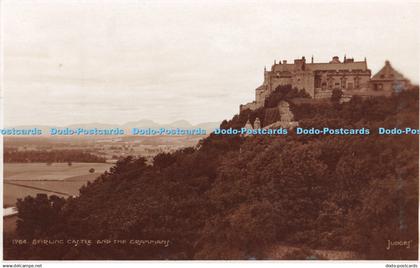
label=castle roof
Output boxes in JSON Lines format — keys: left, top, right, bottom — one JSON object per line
{"left": 371, "top": 61, "right": 407, "bottom": 81}
{"left": 271, "top": 58, "right": 368, "bottom": 73}
{"left": 307, "top": 61, "right": 368, "bottom": 71}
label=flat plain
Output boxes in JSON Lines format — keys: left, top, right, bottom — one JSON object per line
{"left": 3, "top": 162, "right": 112, "bottom": 207}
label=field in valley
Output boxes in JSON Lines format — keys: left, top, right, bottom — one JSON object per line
{"left": 3, "top": 162, "right": 112, "bottom": 207}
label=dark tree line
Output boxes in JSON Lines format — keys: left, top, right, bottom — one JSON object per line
{"left": 4, "top": 149, "right": 106, "bottom": 163}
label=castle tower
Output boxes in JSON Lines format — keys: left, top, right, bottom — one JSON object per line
{"left": 244, "top": 119, "right": 253, "bottom": 130}
{"left": 242, "top": 119, "right": 255, "bottom": 137}
{"left": 278, "top": 101, "right": 294, "bottom": 122}
{"left": 254, "top": 117, "right": 261, "bottom": 129}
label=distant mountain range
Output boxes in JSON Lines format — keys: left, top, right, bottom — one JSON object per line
{"left": 9, "top": 120, "right": 221, "bottom": 134}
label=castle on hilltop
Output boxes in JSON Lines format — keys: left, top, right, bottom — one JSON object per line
{"left": 240, "top": 56, "right": 411, "bottom": 112}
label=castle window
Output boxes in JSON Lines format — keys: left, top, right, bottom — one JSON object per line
{"left": 315, "top": 77, "right": 321, "bottom": 88}
{"left": 348, "top": 82, "right": 353, "bottom": 90}
{"left": 341, "top": 77, "right": 347, "bottom": 89}
{"left": 354, "top": 77, "right": 360, "bottom": 88}
{"left": 375, "top": 83, "right": 383, "bottom": 91}
{"left": 328, "top": 78, "right": 333, "bottom": 89}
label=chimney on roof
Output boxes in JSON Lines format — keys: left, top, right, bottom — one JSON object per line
{"left": 283, "top": 60, "right": 287, "bottom": 64}
{"left": 344, "top": 57, "right": 354, "bottom": 63}
{"left": 311, "top": 55, "right": 314, "bottom": 63}
{"left": 330, "top": 56, "right": 341, "bottom": 63}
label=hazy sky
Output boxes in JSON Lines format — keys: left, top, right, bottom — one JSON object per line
{"left": 2, "top": 0, "right": 419, "bottom": 126}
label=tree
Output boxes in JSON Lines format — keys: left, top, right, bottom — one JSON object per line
{"left": 331, "top": 88, "right": 343, "bottom": 103}
{"left": 16, "top": 194, "right": 66, "bottom": 237}
{"left": 153, "top": 152, "right": 176, "bottom": 168}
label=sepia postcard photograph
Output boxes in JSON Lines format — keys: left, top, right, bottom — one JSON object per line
{"left": 1, "top": 0, "right": 419, "bottom": 267}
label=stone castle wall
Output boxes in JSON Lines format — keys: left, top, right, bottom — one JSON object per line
{"left": 239, "top": 56, "right": 400, "bottom": 113}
